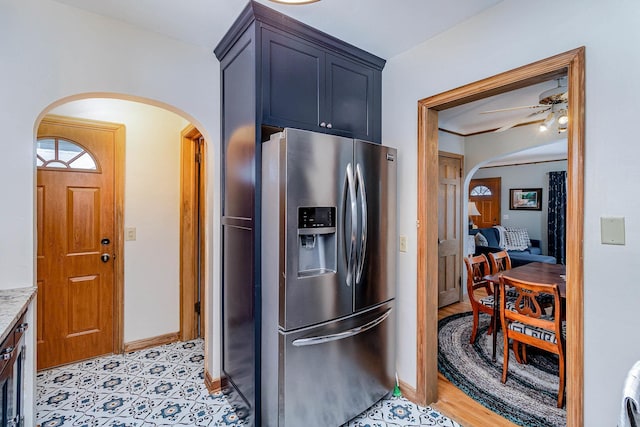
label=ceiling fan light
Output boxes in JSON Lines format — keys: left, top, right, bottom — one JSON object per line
{"left": 557, "top": 122, "right": 568, "bottom": 133}
{"left": 557, "top": 109, "right": 569, "bottom": 125}
{"left": 539, "top": 112, "right": 555, "bottom": 131}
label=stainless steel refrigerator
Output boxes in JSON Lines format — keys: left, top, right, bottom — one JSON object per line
{"left": 261, "top": 128, "right": 397, "bottom": 426}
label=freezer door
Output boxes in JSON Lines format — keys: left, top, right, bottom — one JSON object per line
{"left": 277, "top": 302, "right": 395, "bottom": 427}
{"left": 353, "top": 140, "right": 397, "bottom": 311}
{"left": 281, "top": 128, "right": 354, "bottom": 330}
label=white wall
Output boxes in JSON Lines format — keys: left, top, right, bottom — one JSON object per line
{"left": 472, "top": 160, "right": 568, "bottom": 253}
{"left": 383, "top": 1, "right": 640, "bottom": 424}
{"left": 0, "top": 0, "right": 221, "bottom": 378}
{"left": 438, "top": 130, "right": 464, "bottom": 155}
{"left": 50, "top": 99, "right": 189, "bottom": 342}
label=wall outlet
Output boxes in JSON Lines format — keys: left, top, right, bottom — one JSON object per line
{"left": 503, "top": 214, "right": 509, "bottom": 220}
{"left": 399, "top": 235, "right": 408, "bottom": 252}
{"left": 125, "top": 227, "right": 137, "bottom": 241}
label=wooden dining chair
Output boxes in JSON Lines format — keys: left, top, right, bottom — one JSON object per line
{"left": 498, "top": 275, "right": 566, "bottom": 408}
{"left": 488, "top": 250, "right": 511, "bottom": 274}
{"left": 463, "top": 254, "right": 495, "bottom": 344}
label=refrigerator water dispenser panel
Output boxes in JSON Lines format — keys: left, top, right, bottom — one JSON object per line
{"left": 297, "top": 207, "right": 336, "bottom": 277}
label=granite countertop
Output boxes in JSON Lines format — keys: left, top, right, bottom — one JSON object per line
{"left": 0, "top": 287, "right": 37, "bottom": 344}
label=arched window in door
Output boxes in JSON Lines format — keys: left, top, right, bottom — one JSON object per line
{"left": 36, "top": 138, "right": 99, "bottom": 171}
{"left": 470, "top": 185, "right": 492, "bottom": 196}
{"left": 469, "top": 177, "right": 502, "bottom": 227}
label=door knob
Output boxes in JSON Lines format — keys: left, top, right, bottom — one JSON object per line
{"left": 320, "top": 122, "right": 326, "bottom": 127}
{"left": 326, "top": 123, "right": 332, "bottom": 129}
{"left": 101, "top": 253, "right": 111, "bottom": 263}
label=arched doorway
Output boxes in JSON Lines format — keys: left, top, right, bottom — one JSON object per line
{"left": 34, "top": 96, "right": 211, "bottom": 369}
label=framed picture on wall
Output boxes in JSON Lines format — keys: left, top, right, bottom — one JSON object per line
{"left": 509, "top": 188, "right": 542, "bottom": 210}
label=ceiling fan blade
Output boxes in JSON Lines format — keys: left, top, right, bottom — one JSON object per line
{"left": 481, "top": 104, "right": 548, "bottom": 114}
{"left": 493, "top": 108, "right": 550, "bottom": 133}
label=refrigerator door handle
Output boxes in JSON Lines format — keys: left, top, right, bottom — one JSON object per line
{"left": 355, "top": 163, "right": 367, "bottom": 284}
{"left": 344, "top": 163, "right": 357, "bottom": 287}
{"left": 291, "top": 308, "right": 392, "bottom": 347}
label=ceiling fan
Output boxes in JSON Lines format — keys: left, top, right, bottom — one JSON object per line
{"left": 481, "top": 77, "right": 569, "bottom": 133}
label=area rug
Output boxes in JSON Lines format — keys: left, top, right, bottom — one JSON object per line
{"left": 438, "top": 312, "right": 566, "bottom": 427}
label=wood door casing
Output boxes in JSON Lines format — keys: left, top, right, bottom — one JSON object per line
{"left": 437, "top": 152, "right": 462, "bottom": 308}
{"left": 470, "top": 177, "right": 501, "bottom": 228}
{"left": 37, "top": 117, "right": 118, "bottom": 369}
{"left": 180, "top": 125, "right": 206, "bottom": 341}
{"left": 416, "top": 48, "right": 585, "bottom": 426}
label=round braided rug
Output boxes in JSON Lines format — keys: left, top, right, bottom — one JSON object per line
{"left": 438, "top": 312, "right": 566, "bottom": 427}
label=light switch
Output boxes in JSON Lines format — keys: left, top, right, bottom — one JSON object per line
{"left": 399, "top": 235, "right": 408, "bottom": 252}
{"left": 600, "top": 217, "right": 625, "bottom": 245}
{"left": 125, "top": 227, "right": 137, "bottom": 241}
{"left": 503, "top": 214, "right": 509, "bottom": 220}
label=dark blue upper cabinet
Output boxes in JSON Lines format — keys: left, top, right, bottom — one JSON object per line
{"left": 261, "top": 28, "right": 325, "bottom": 133}
{"left": 325, "top": 53, "right": 379, "bottom": 141}
{"left": 261, "top": 26, "right": 381, "bottom": 142}
{"left": 216, "top": 1, "right": 385, "bottom": 143}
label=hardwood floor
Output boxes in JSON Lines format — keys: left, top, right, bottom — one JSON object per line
{"left": 431, "top": 297, "right": 519, "bottom": 427}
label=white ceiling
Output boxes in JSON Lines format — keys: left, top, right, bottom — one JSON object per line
{"left": 50, "top": 0, "right": 502, "bottom": 59}
{"left": 439, "top": 78, "right": 569, "bottom": 166}
{"left": 439, "top": 79, "right": 566, "bottom": 136}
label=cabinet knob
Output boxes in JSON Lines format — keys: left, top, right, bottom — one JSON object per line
{"left": 320, "top": 122, "right": 326, "bottom": 127}
{"left": 326, "top": 123, "right": 332, "bottom": 129}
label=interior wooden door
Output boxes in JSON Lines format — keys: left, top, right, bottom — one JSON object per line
{"left": 438, "top": 152, "right": 462, "bottom": 308}
{"left": 469, "top": 177, "right": 501, "bottom": 228}
{"left": 36, "top": 117, "right": 116, "bottom": 369}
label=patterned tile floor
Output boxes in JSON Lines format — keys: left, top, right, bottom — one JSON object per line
{"left": 37, "top": 339, "right": 461, "bottom": 426}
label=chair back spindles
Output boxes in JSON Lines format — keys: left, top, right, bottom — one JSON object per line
{"left": 498, "top": 275, "right": 565, "bottom": 408}
{"left": 489, "top": 250, "right": 512, "bottom": 274}
{"left": 463, "top": 254, "right": 494, "bottom": 344}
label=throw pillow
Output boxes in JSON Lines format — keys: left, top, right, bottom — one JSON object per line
{"left": 475, "top": 232, "right": 488, "bottom": 247}
{"left": 504, "top": 227, "right": 531, "bottom": 251}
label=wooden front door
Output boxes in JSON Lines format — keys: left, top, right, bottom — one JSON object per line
{"left": 469, "top": 177, "right": 501, "bottom": 228}
{"left": 438, "top": 152, "right": 462, "bottom": 308}
{"left": 36, "top": 117, "right": 118, "bottom": 369}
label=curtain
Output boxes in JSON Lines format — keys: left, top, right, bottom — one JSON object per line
{"left": 547, "top": 171, "right": 567, "bottom": 264}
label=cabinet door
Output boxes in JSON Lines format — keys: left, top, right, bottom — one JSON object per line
{"left": 326, "top": 54, "right": 380, "bottom": 142}
{"left": 261, "top": 28, "right": 325, "bottom": 131}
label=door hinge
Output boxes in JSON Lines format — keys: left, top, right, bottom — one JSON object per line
{"left": 195, "top": 152, "right": 202, "bottom": 163}
{"left": 194, "top": 301, "right": 201, "bottom": 314}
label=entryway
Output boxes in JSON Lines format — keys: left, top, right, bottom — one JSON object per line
{"left": 35, "top": 98, "right": 209, "bottom": 370}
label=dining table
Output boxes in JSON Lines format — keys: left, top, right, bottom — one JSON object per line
{"left": 485, "top": 261, "right": 566, "bottom": 361}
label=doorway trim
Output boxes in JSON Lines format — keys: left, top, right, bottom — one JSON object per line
{"left": 415, "top": 47, "right": 585, "bottom": 426}
{"left": 180, "top": 125, "right": 206, "bottom": 341}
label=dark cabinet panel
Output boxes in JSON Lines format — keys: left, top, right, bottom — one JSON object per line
{"left": 1, "top": 312, "right": 27, "bottom": 427}
{"left": 326, "top": 53, "right": 378, "bottom": 141}
{"left": 222, "top": 224, "right": 255, "bottom": 408}
{"left": 222, "top": 33, "right": 256, "bottom": 219}
{"left": 262, "top": 29, "right": 323, "bottom": 130}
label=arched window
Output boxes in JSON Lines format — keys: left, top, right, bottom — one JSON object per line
{"left": 470, "top": 185, "right": 492, "bottom": 196}
{"left": 36, "top": 138, "right": 98, "bottom": 171}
